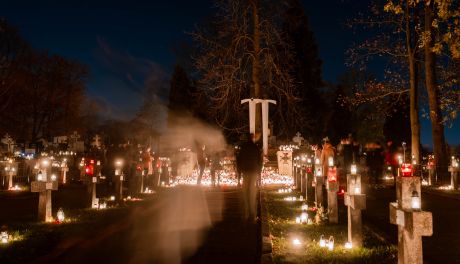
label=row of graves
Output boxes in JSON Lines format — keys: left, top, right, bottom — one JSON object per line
{"left": 274, "top": 135, "right": 439, "bottom": 264}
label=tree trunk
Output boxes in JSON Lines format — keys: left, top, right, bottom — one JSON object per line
{"left": 424, "top": 3, "right": 448, "bottom": 183}
{"left": 251, "top": 0, "right": 262, "bottom": 140}
{"left": 405, "top": 1, "right": 421, "bottom": 170}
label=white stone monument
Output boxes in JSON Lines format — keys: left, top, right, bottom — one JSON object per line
{"left": 1, "top": 134, "right": 15, "bottom": 153}
{"left": 241, "top": 98, "right": 276, "bottom": 155}
{"left": 277, "top": 150, "right": 292, "bottom": 177}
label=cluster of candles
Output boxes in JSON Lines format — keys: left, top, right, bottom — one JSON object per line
{"left": 144, "top": 187, "right": 155, "bottom": 194}
{"left": 279, "top": 145, "right": 299, "bottom": 151}
{"left": 295, "top": 203, "right": 311, "bottom": 224}
{"left": 438, "top": 185, "right": 454, "bottom": 190}
{"left": 319, "top": 235, "right": 335, "bottom": 251}
{"left": 284, "top": 196, "right": 298, "bottom": 201}
{"left": 278, "top": 188, "right": 292, "bottom": 193}
{"left": 9, "top": 184, "right": 21, "bottom": 191}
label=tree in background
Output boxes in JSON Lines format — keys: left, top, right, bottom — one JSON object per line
{"left": 192, "top": 0, "right": 298, "bottom": 139}
{"left": 167, "top": 64, "right": 197, "bottom": 127}
{"left": 347, "top": 0, "right": 423, "bottom": 165}
{"left": 383, "top": 94, "right": 411, "bottom": 146}
{"left": 134, "top": 66, "right": 169, "bottom": 148}
{"left": 383, "top": 0, "right": 460, "bottom": 181}
{"left": 282, "top": 0, "right": 326, "bottom": 142}
{"left": 0, "top": 19, "right": 29, "bottom": 114}
{"left": 0, "top": 51, "right": 87, "bottom": 142}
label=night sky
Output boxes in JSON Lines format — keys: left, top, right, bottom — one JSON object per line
{"left": 2, "top": 0, "right": 459, "bottom": 146}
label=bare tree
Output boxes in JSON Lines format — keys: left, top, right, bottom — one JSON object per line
{"left": 347, "top": 0, "right": 422, "bottom": 164}
{"left": 192, "top": 0, "right": 298, "bottom": 138}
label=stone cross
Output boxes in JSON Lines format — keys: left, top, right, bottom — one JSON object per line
{"left": 91, "top": 134, "right": 102, "bottom": 149}
{"left": 449, "top": 157, "right": 459, "bottom": 190}
{"left": 292, "top": 132, "right": 304, "bottom": 146}
{"left": 241, "top": 98, "right": 276, "bottom": 155}
{"left": 344, "top": 169, "right": 366, "bottom": 247}
{"left": 389, "top": 176, "right": 433, "bottom": 264}
{"left": 31, "top": 158, "right": 58, "bottom": 222}
{"left": 69, "top": 131, "right": 80, "bottom": 143}
{"left": 4, "top": 159, "right": 18, "bottom": 190}
{"left": 1, "top": 134, "right": 14, "bottom": 153}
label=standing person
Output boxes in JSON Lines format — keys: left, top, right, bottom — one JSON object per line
{"left": 238, "top": 133, "right": 262, "bottom": 222}
{"left": 235, "top": 145, "right": 242, "bottom": 187}
{"left": 210, "top": 151, "right": 221, "bottom": 187}
{"left": 195, "top": 142, "right": 206, "bottom": 185}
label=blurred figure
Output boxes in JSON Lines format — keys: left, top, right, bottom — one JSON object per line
{"left": 195, "top": 142, "right": 206, "bottom": 185}
{"left": 237, "top": 133, "right": 262, "bottom": 222}
{"left": 234, "top": 145, "right": 242, "bottom": 187}
{"left": 210, "top": 151, "right": 222, "bottom": 187}
{"left": 141, "top": 147, "right": 153, "bottom": 177}
{"left": 131, "top": 186, "right": 220, "bottom": 264}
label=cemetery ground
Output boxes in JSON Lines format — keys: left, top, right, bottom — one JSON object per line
{"left": 2, "top": 180, "right": 460, "bottom": 263}
{"left": 263, "top": 187, "right": 397, "bottom": 264}
{"left": 0, "top": 183, "right": 156, "bottom": 264}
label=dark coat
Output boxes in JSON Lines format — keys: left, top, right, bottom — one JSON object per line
{"left": 237, "top": 140, "right": 262, "bottom": 174}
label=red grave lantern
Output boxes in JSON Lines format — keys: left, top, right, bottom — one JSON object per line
{"left": 401, "top": 163, "right": 412, "bottom": 177}
{"left": 85, "top": 164, "right": 94, "bottom": 176}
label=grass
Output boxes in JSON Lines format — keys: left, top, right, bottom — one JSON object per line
{"left": 263, "top": 188, "right": 397, "bottom": 264}
{"left": 0, "top": 199, "right": 149, "bottom": 264}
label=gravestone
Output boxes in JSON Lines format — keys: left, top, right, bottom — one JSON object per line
{"left": 389, "top": 175, "right": 432, "bottom": 264}
{"left": 31, "top": 157, "right": 58, "bottom": 222}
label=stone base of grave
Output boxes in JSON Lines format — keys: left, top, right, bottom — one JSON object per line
{"left": 327, "top": 181, "right": 339, "bottom": 224}
{"left": 315, "top": 176, "right": 323, "bottom": 207}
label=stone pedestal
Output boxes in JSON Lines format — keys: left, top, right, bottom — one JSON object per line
{"left": 115, "top": 175, "right": 124, "bottom": 201}
{"left": 344, "top": 173, "right": 366, "bottom": 247}
{"left": 306, "top": 168, "right": 314, "bottom": 202}
{"left": 327, "top": 181, "right": 339, "bottom": 224}
{"left": 8, "top": 173, "right": 13, "bottom": 190}
{"left": 91, "top": 177, "right": 98, "bottom": 208}
{"left": 390, "top": 176, "right": 433, "bottom": 264}
{"left": 345, "top": 193, "right": 366, "bottom": 246}
{"left": 315, "top": 175, "right": 323, "bottom": 207}
{"left": 140, "top": 170, "right": 145, "bottom": 193}
{"left": 301, "top": 169, "right": 307, "bottom": 198}
{"left": 428, "top": 168, "right": 435, "bottom": 186}
{"left": 449, "top": 166, "right": 459, "bottom": 190}
{"left": 31, "top": 181, "right": 58, "bottom": 222}
{"left": 5, "top": 161, "right": 18, "bottom": 190}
